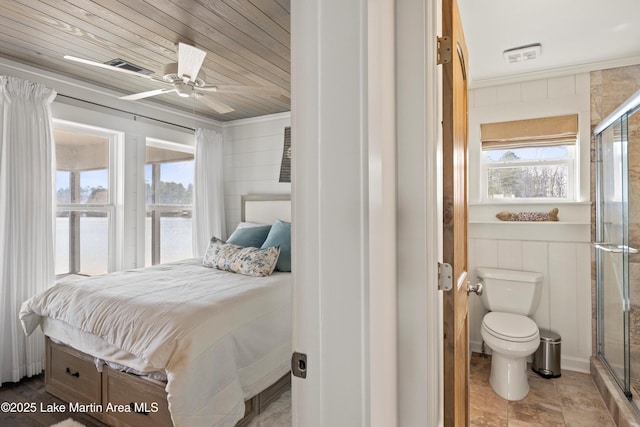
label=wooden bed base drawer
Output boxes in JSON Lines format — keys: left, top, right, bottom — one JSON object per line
{"left": 101, "top": 367, "right": 172, "bottom": 427}
{"left": 44, "top": 337, "right": 290, "bottom": 427}
{"left": 46, "top": 339, "right": 102, "bottom": 405}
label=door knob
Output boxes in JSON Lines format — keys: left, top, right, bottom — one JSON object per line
{"left": 467, "top": 281, "right": 483, "bottom": 296}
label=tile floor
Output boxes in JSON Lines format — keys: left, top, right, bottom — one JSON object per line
{"left": 244, "top": 353, "right": 617, "bottom": 427}
{"left": 470, "top": 352, "right": 615, "bottom": 426}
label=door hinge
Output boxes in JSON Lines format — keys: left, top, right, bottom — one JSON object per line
{"left": 437, "top": 36, "right": 452, "bottom": 65}
{"left": 291, "top": 351, "right": 307, "bottom": 379}
{"left": 438, "top": 262, "right": 453, "bottom": 291}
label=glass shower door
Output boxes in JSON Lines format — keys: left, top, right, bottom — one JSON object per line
{"left": 596, "top": 114, "right": 631, "bottom": 396}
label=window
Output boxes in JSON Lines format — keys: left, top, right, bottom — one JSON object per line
{"left": 481, "top": 114, "right": 578, "bottom": 201}
{"left": 55, "top": 123, "right": 120, "bottom": 279}
{"left": 145, "top": 140, "right": 194, "bottom": 266}
{"left": 484, "top": 146, "right": 574, "bottom": 199}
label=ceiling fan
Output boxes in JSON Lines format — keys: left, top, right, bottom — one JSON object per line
{"left": 64, "top": 43, "right": 281, "bottom": 114}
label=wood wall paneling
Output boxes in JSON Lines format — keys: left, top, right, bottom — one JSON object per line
{"left": 0, "top": 0, "right": 291, "bottom": 121}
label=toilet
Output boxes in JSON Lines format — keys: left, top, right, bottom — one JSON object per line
{"left": 477, "top": 267, "right": 543, "bottom": 401}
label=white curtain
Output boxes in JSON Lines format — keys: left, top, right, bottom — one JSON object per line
{"left": 0, "top": 76, "right": 56, "bottom": 384}
{"left": 192, "top": 128, "right": 226, "bottom": 257}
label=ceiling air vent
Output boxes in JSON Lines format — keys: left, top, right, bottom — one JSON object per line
{"left": 103, "top": 58, "right": 153, "bottom": 75}
{"left": 503, "top": 43, "right": 541, "bottom": 64}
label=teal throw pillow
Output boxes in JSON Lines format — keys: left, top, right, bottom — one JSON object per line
{"left": 261, "top": 219, "right": 291, "bottom": 272}
{"left": 226, "top": 225, "right": 271, "bottom": 248}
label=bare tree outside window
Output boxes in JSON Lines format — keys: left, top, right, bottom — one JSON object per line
{"left": 486, "top": 149, "right": 570, "bottom": 200}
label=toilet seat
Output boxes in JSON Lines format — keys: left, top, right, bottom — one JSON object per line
{"left": 482, "top": 312, "right": 539, "bottom": 343}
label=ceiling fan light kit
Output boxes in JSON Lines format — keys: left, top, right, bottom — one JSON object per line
{"left": 175, "top": 83, "right": 193, "bottom": 98}
{"left": 162, "top": 62, "right": 206, "bottom": 87}
{"left": 64, "top": 42, "right": 281, "bottom": 114}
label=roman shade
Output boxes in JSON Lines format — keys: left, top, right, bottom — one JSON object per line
{"left": 481, "top": 114, "right": 578, "bottom": 150}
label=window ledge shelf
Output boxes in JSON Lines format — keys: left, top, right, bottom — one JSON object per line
{"left": 468, "top": 201, "right": 592, "bottom": 206}
{"left": 469, "top": 221, "right": 591, "bottom": 225}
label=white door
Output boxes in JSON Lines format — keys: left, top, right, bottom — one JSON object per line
{"left": 291, "top": 0, "right": 443, "bottom": 426}
{"left": 290, "top": 0, "right": 372, "bottom": 425}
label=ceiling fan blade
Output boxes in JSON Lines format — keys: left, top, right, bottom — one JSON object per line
{"left": 119, "top": 88, "right": 176, "bottom": 100}
{"left": 178, "top": 43, "right": 207, "bottom": 83}
{"left": 198, "top": 84, "right": 282, "bottom": 96}
{"left": 64, "top": 55, "right": 153, "bottom": 79}
{"left": 196, "top": 93, "right": 234, "bottom": 114}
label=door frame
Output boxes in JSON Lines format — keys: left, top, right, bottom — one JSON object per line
{"left": 441, "top": 0, "right": 471, "bottom": 423}
{"left": 291, "top": 0, "right": 444, "bottom": 425}
{"left": 396, "top": 0, "right": 445, "bottom": 425}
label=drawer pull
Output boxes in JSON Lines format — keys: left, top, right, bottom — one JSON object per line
{"left": 65, "top": 367, "right": 80, "bottom": 378}
{"left": 129, "top": 402, "right": 150, "bottom": 416}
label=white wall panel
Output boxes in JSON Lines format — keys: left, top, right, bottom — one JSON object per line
{"left": 222, "top": 113, "right": 291, "bottom": 232}
{"left": 469, "top": 237, "right": 591, "bottom": 372}
{"left": 469, "top": 238, "right": 497, "bottom": 352}
{"left": 521, "top": 79, "right": 548, "bottom": 101}
{"left": 523, "top": 241, "right": 551, "bottom": 331}
{"left": 468, "top": 240, "right": 484, "bottom": 349}
{"left": 497, "top": 240, "right": 523, "bottom": 270}
{"left": 549, "top": 242, "right": 581, "bottom": 370}
{"left": 576, "top": 243, "right": 593, "bottom": 364}
{"left": 224, "top": 150, "right": 283, "bottom": 169}
{"left": 468, "top": 72, "right": 593, "bottom": 373}
{"left": 548, "top": 75, "right": 577, "bottom": 98}
{"left": 474, "top": 239, "right": 499, "bottom": 269}
{"left": 468, "top": 72, "right": 591, "bottom": 204}
{"left": 222, "top": 135, "right": 284, "bottom": 155}
{"left": 496, "top": 83, "right": 522, "bottom": 105}
{"left": 473, "top": 86, "right": 498, "bottom": 107}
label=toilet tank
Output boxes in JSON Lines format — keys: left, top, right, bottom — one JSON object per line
{"left": 476, "top": 267, "right": 543, "bottom": 316}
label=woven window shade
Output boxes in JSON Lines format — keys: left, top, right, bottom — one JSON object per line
{"left": 481, "top": 114, "right": 578, "bottom": 150}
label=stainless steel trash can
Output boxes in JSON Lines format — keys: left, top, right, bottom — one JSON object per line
{"left": 532, "top": 329, "right": 561, "bottom": 378}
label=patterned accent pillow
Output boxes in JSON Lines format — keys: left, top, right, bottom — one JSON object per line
{"left": 203, "top": 237, "right": 280, "bottom": 277}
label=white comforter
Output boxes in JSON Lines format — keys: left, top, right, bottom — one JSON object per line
{"left": 20, "top": 258, "right": 291, "bottom": 427}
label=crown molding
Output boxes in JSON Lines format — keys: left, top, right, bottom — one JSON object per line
{"left": 468, "top": 55, "right": 640, "bottom": 89}
{"left": 223, "top": 111, "right": 291, "bottom": 128}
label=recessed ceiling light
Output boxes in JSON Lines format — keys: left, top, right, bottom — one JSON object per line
{"left": 503, "top": 43, "right": 542, "bottom": 64}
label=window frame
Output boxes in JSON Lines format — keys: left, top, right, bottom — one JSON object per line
{"left": 53, "top": 120, "right": 124, "bottom": 279}
{"left": 145, "top": 138, "right": 195, "bottom": 266}
{"left": 481, "top": 144, "right": 576, "bottom": 202}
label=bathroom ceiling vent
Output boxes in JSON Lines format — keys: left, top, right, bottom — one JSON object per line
{"left": 503, "top": 43, "right": 542, "bottom": 63}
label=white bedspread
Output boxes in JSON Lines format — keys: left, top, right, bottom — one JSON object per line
{"left": 20, "top": 258, "right": 291, "bottom": 427}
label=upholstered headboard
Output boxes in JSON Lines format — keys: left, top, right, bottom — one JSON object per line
{"left": 241, "top": 194, "right": 291, "bottom": 224}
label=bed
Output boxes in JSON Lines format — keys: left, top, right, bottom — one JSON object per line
{"left": 19, "top": 194, "right": 292, "bottom": 427}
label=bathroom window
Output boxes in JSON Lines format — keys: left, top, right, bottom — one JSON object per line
{"left": 481, "top": 115, "right": 578, "bottom": 201}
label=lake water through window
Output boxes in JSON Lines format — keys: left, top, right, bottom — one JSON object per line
{"left": 145, "top": 141, "right": 194, "bottom": 266}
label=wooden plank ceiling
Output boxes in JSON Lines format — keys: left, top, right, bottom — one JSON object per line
{"left": 0, "top": 0, "right": 290, "bottom": 122}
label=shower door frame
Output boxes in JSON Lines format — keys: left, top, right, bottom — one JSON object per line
{"left": 595, "top": 113, "right": 631, "bottom": 398}
{"left": 594, "top": 88, "right": 640, "bottom": 402}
